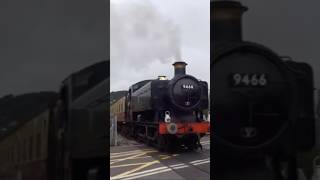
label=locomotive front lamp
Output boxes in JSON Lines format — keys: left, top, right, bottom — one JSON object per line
{"left": 164, "top": 111, "right": 171, "bottom": 123}
{"left": 158, "top": 75, "right": 168, "bottom": 80}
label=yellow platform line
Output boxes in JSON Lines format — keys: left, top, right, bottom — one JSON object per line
{"left": 111, "top": 151, "right": 147, "bottom": 158}
{"left": 111, "top": 162, "right": 147, "bottom": 168}
{"left": 111, "top": 160, "right": 160, "bottom": 180}
{"left": 120, "top": 167, "right": 172, "bottom": 180}
{"left": 110, "top": 149, "right": 153, "bottom": 155}
{"left": 111, "top": 155, "right": 152, "bottom": 163}
{"left": 110, "top": 150, "right": 157, "bottom": 165}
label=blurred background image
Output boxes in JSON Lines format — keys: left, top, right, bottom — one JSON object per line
{"left": 211, "top": 0, "right": 320, "bottom": 180}
{"left": 0, "top": 0, "right": 109, "bottom": 180}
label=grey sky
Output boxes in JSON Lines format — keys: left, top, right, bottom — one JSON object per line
{"left": 239, "top": 0, "right": 320, "bottom": 89}
{"left": 0, "top": 0, "right": 108, "bottom": 97}
{"left": 110, "top": 0, "right": 210, "bottom": 92}
{"left": 2, "top": 0, "right": 317, "bottom": 96}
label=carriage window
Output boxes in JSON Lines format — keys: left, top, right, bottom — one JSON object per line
{"left": 11, "top": 147, "right": 13, "bottom": 163}
{"left": 20, "top": 141, "right": 23, "bottom": 163}
{"left": 14, "top": 144, "right": 17, "bottom": 164}
{"left": 29, "top": 136, "right": 33, "bottom": 161}
{"left": 23, "top": 139, "right": 27, "bottom": 162}
{"left": 317, "top": 93, "right": 320, "bottom": 117}
{"left": 17, "top": 143, "right": 20, "bottom": 163}
{"left": 36, "top": 133, "right": 41, "bottom": 159}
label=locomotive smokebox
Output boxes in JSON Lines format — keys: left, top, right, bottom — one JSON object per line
{"left": 211, "top": 1, "right": 247, "bottom": 44}
{"left": 173, "top": 61, "right": 187, "bottom": 76}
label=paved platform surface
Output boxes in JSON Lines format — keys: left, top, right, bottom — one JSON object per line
{"left": 110, "top": 135, "right": 210, "bottom": 180}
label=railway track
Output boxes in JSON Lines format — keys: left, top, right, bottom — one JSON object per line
{"left": 110, "top": 135, "right": 210, "bottom": 180}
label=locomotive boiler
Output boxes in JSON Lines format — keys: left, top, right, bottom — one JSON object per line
{"left": 112, "top": 62, "right": 209, "bottom": 151}
{"left": 211, "top": 1, "right": 315, "bottom": 179}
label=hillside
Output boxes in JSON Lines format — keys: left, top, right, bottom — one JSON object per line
{"left": 110, "top": 91, "right": 127, "bottom": 104}
{"left": 0, "top": 91, "right": 58, "bottom": 137}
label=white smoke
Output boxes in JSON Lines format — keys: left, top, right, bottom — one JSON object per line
{"left": 110, "top": 0, "right": 181, "bottom": 90}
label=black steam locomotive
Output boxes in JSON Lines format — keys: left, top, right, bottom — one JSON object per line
{"left": 211, "top": 1, "right": 315, "bottom": 179}
{"left": 113, "top": 62, "right": 209, "bottom": 151}
{"left": 0, "top": 61, "right": 108, "bottom": 180}
{"left": 48, "top": 60, "right": 109, "bottom": 180}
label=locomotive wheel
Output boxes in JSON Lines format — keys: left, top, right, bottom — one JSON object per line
{"left": 164, "top": 135, "right": 177, "bottom": 153}
{"left": 164, "top": 136, "right": 172, "bottom": 152}
{"left": 121, "top": 126, "right": 126, "bottom": 136}
{"left": 72, "top": 159, "right": 89, "bottom": 180}
{"left": 186, "top": 143, "right": 195, "bottom": 150}
{"left": 185, "top": 135, "right": 198, "bottom": 151}
{"left": 157, "top": 134, "right": 166, "bottom": 152}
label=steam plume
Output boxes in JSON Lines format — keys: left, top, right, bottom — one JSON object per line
{"left": 110, "top": 0, "right": 181, "bottom": 69}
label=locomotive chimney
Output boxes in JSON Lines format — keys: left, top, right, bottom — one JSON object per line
{"left": 211, "top": 1, "right": 247, "bottom": 44}
{"left": 173, "top": 61, "right": 187, "bottom": 76}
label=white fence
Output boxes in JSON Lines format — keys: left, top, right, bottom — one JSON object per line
{"left": 110, "top": 116, "right": 118, "bottom": 146}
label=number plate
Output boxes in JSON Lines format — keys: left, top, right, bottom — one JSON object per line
{"left": 230, "top": 73, "right": 268, "bottom": 87}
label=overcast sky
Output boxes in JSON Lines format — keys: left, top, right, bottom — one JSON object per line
{"left": 0, "top": 0, "right": 108, "bottom": 97}
{"left": 238, "top": 0, "right": 320, "bottom": 89}
{"left": 110, "top": 0, "right": 210, "bottom": 92}
{"left": 1, "top": 0, "right": 319, "bottom": 97}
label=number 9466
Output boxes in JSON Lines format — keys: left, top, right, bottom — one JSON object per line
{"left": 231, "top": 73, "right": 267, "bottom": 87}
